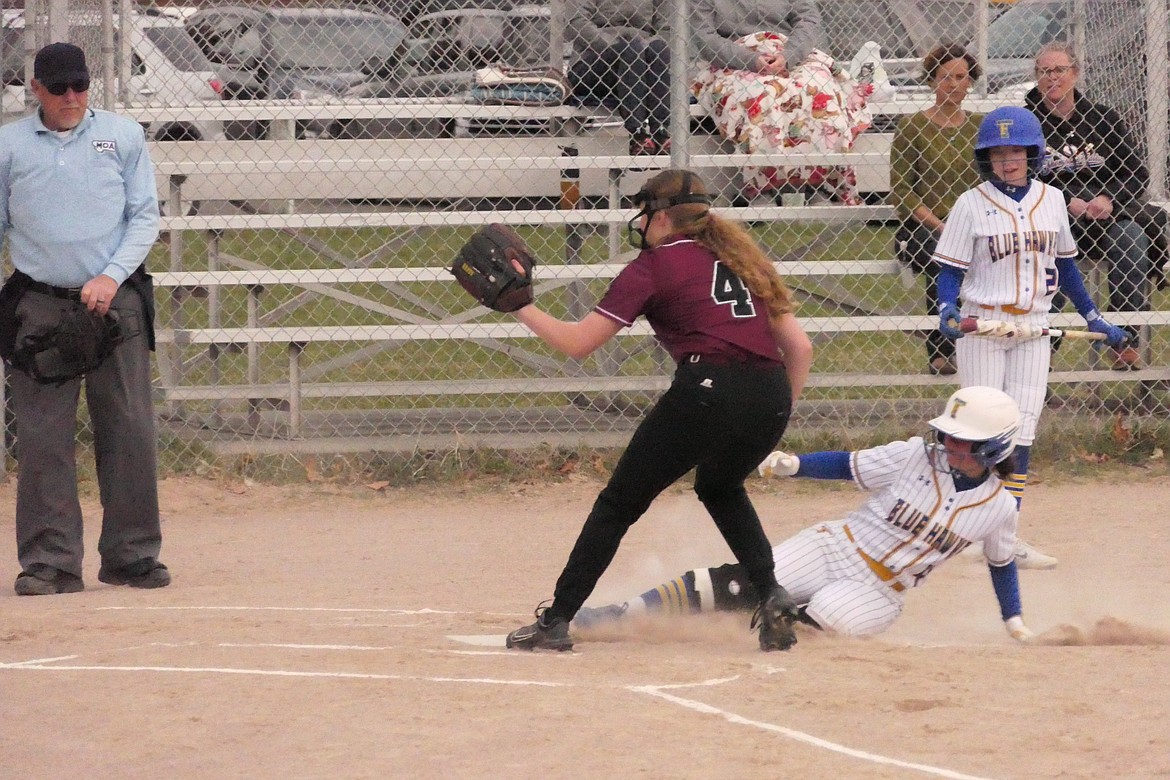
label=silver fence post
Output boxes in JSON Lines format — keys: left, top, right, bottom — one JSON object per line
{"left": 1145, "top": 0, "right": 1169, "bottom": 202}
{"left": 47, "top": 0, "right": 68, "bottom": 44}
{"left": 1143, "top": 0, "right": 1169, "bottom": 372}
{"left": 972, "top": 0, "right": 989, "bottom": 98}
{"left": 100, "top": 0, "right": 114, "bottom": 109}
{"left": 548, "top": 0, "right": 565, "bottom": 74}
{"left": 669, "top": 0, "right": 689, "bottom": 167}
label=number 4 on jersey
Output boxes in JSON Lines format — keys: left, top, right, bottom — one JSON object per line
{"left": 712, "top": 262, "right": 755, "bottom": 317}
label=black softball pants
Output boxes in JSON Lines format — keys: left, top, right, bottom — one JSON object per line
{"left": 547, "top": 358, "right": 793, "bottom": 621}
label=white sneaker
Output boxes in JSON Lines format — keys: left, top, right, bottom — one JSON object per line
{"left": 1014, "top": 539, "right": 1058, "bottom": 570}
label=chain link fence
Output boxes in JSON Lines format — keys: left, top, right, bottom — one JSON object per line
{"left": 2, "top": 0, "right": 1167, "bottom": 479}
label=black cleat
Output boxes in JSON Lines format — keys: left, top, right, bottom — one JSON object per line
{"left": 506, "top": 603, "right": 573, "bottom": 651}
{"left": 751, "top": 587, "right": 798, "bottom": 652}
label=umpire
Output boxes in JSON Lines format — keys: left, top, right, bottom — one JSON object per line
{"left": 0, "top": 43, "right": 168, "bottom": 595}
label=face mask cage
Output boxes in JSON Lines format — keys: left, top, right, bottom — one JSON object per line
{"left": 928, "top": 428, "right": 1012, "bottom": 474}
{"left": 627, "top": 189, "right": 653, "bottom": 250}
{"left": 625, "top": 172, "right": 713, "bottom": 250}
{"left": 974, "top": 146, "right": 1045, "bottom": 182}
{"left": 924, "top": 430, "right": 953, "bottom": 474}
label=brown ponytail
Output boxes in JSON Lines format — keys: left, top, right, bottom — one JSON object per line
{"left": 640, "top": 169, "right": 795, "bottom": 321}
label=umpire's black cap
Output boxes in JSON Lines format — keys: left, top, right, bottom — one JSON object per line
{"left": 34, "top": 42, "right": 89, "bottom": 84}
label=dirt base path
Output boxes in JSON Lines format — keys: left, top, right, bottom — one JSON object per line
{"left": 2, "top": 475, "right": 1167, "bottom": 779}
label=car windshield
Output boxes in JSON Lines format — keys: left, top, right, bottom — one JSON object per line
{"left": 143, "top": 25, "right": 215, "bottom": 72}
{"left": 270, "top": 17, "right": 404, "bottom": 69}
{"left": 986, "top": 3, "right": 1068, "bottom": 59}
{"left": 821, "top": 2, "right": 915, "bottom": 60}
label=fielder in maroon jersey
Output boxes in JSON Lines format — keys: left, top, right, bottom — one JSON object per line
{"left": 504, "top": 169, "right": 814, "bottom": 652}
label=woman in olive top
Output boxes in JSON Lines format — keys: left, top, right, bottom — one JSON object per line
{"left": 889, "top": 43, "right": 983, "bottom": 376}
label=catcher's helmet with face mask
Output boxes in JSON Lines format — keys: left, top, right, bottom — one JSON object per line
{"left": 626, "top": 169, "right": 713, "bottom": 249}
{"left": 928, "top": 385, "right": 1021, "bottom": 469}
{"left": 974, "top": 106, "right": 1047, "bottom": 182}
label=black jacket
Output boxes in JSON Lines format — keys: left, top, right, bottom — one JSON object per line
{"left": 1025, "top": 87, "right": 1149, "bottom": 217}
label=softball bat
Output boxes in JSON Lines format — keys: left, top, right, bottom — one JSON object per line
{"left": 958, "top": 317, "right": 1107, "bottom": 341}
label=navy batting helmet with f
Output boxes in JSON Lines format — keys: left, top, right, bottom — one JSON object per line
{"left": 974, "top": 106, "right": 1046, "bottom": 181}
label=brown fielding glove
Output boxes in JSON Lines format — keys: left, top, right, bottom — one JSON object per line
{"left": 450, "top": 224, "right": 537, "bottom": 312}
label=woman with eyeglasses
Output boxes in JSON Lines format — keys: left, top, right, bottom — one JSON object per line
{"left": 0, "top": 43, "right": 169, "bottom": 596}
{"left": 1025, "top": 40, "right": 1151, "bottom": 370}
{"left": 889, "top": 43, "right": 983, "bottom": 378}
{"left": 501, "top": 168, "right": 813, "bottom": 653}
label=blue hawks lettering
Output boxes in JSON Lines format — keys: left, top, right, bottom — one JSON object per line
{"left": 984, "top": 230, "right": 1058, "bottom": 263}
{"left": 92, "top": 140, "right": 117, "bottom": 153}
{"left": 885, "top": 499, "right": 967, "bottom": 556}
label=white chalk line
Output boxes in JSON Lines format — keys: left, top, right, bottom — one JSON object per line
{"left": 3, "top": 641, "right": 993, "bottom": 778}
{"left": 629, "top": 684, "right": 997, "bottom": 780}
{"left": 93, "top": 606, "right": 472, "bottom": 614}
{"left": 217, "top": 642, "right": 397, "bottom": 651}
{"left": 0, "top": 662, "right": 566, "bottom": 687}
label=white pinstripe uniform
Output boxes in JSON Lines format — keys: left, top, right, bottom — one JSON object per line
{"left": 711, "top": 438, "right": 1018, "bottom": 636}
{"left": 932, "top": 180, "right": 1076, "bottom": 445}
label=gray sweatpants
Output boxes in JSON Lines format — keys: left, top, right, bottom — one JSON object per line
{"left": 11, "top": 285, "right": 161, "bottom": 578}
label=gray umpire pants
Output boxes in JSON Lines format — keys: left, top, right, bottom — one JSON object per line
{"left": 11, "top": 284, "right": 161, "bottom": 578}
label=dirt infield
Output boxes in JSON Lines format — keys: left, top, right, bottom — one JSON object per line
{"left": 2, "top": 474, "right": 1168, "bottom": 779}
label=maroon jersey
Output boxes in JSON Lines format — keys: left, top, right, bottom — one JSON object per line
{"left": 595, "top": 237, "right": 782, "bottom": 363}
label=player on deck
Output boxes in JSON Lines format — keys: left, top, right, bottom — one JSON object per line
{"left": 574, "top": 386, "right": 1037, "bottom": 643}
{"left": 930, "top": 106, "right": 1127, "bottom": 569}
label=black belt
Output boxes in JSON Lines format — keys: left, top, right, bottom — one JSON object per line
{"left": 683, "top": 352, "right": 779, "bottom": 368}
{"left": 24, "top": 280, "right": 85, "bottom": 302}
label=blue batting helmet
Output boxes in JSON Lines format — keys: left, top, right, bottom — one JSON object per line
{"left": 974, "top": 106, "right": 1046, "bottom": 181}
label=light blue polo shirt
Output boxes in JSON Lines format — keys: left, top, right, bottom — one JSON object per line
{"left": 0, "top": 108, "right": 159, "bottom": 287}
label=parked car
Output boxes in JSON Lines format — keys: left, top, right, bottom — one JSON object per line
{"left": 184, "top": 3, "right": 408, "bottom": 138}
{"left": 978, "top": 1, "right": 1069, "bottom": 91}
{"left": 391, "top": 4, "right": 551, "bottom": 98}
{"left": 1, "top": 8, "right": 224, "bottom": 142}
{"left": 821, "top": 0, "right": 978, "bottom": 66}
{"left": 328, "top": 4, "right": 557, "bottom": 138}
{"left": 357, "top": 0, "right": 514, "bottom": 27}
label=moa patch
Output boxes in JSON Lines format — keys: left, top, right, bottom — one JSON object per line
{"left": 92, "top": 139, "right": 117, "bottom": 153}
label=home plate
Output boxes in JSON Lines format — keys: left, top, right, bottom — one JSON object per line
{"left": 448, "top": 634, "right": 508, "bottom": 647}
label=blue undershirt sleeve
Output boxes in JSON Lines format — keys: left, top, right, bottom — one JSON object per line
{"left": 936, "top": 264, "right": 964, "bottom": 307}
{"left": 1055, "top": 256, "right": 1098, "bottom": 318}
{"left": 795, "top": 451, "right": 853, "bottom": 480}
{"left": 988, "top": 560, "right": 1023, "bottom": 620}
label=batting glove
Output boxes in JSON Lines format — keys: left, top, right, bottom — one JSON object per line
{"left": 938, "top": 302, "right": 964, "bottom": 340}
{"left": 758, "top": 451, "right": 800, "bottom": 478}
{"left": 1005, "top": 615, "right": 1035, "bottom": 644}
{"left": 1086, "top": 315, "right": 1129, "bottom": 349}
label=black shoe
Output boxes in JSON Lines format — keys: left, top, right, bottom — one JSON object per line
{"left": 98, "top": 558, "right": 171, "bottom": 589}
{"left": 506, "top": 602, "right": 573, "bottom": 651}
{"left": 572, "top": 602, "right": 629, "bottom": 631}
{"left": 14, "top": 565, "right": 84, "bottom": 596}
{"left": 751, "top": 587, "right": 798, "bottom": 651}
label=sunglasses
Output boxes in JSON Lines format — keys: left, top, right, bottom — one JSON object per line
{"left": 44, "top": 78, "right": 90, "bottom": 96}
